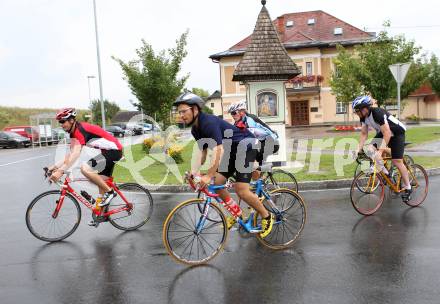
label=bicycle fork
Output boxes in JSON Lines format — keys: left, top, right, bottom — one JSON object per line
{"left": 52, "top": 189, "right": 68, "bottom": 219}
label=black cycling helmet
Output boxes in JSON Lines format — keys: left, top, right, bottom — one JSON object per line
{"left": 173, "top": 92, "right": 205, "bottom": 109}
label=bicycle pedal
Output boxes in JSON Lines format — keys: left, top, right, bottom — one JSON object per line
{"left": 88, "top": 220, "right": 100, "bottom": 228}
{"left": 95, "top": 216, "right": 108, "bottom": 223}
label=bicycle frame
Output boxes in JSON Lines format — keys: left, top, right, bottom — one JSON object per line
{"left": 362, "top": 156, "right": 419, "bottom": 194}
{"left": 191, "top": 176, "right": 281, "bottom": 235}
{"left": 52, "top": 176, "right": 133, "bottom": 219}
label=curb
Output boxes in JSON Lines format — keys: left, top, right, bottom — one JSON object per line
{"left": 143, "top": 167, "right": 440, "bottom": 192}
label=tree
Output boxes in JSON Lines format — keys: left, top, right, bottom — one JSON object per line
{"left": 77, "top": 110, "right": 92, "bottom": 123}
{"left": 190, "top": 87, "right": 213, "bottom": 114}
{"left": 330, "top": 46, "right": 364, "bottom": 121}
{"left": 89, "top": 99, "right": 120, "bottom": 126}
{"left": 191, "top": 87, "right": 209, "bottom": 98}
{"left": 113, "top": 31, "right": 189, "bottom": 126}
{"left": 429, "top": 54, "right": 440, "bottom": 94}
{"left": 0, "top": 109, "right": 10, "bottom": 128}
{"left": 331, "top": 25, "right": 427, "bottom": 107}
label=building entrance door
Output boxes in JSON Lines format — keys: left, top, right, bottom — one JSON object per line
{"left": 291, "top": 100, "right": 309, "bottom": 126}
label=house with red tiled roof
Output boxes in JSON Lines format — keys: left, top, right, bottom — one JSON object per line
{"left": 210, "top": 10, "right": 375, "bottom": 126}
{"left": 401, "top": 84, "right": 440, "bottom": 121}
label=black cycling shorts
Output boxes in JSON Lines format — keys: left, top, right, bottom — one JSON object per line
{"left": 87, "top": 149, "right": 123, "bottom": 177}
{"left": 256, "top": 139, "right": 280, "bottom": 166}
{"left": 217, "top": 143, "right": 257, "bottom": 183}
{"left": 373, "top": 133, "right": 405, "bottom": 159}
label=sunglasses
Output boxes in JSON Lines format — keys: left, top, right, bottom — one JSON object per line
{"left": 230, "top": 111, "right": 238, "bottom": 115}
{"left": 58, "top": 119, "right": 67, "bottom": 124}
{"left": 177, "top": 107, "right": 192, "bottom": 115}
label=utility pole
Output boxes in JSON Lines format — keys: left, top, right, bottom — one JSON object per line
{"left": 92, "top": 0, "right": 106, "bottom": 127}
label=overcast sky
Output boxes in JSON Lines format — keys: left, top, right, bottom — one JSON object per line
{"left": 1, "top": 0, "right": 439, "bottom": 111}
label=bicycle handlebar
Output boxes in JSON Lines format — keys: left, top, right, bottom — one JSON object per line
{"left": 355, "top": 151, "right": 370, "bottom": 164}
{"left": 184, "top": 172, "right": 229, "bottom": 198}
{"left": 43, "top": 167, "right": 65, "bottom": 187}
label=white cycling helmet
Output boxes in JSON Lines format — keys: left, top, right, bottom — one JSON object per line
{"left": 352, "top": 95, "right": 372, "bottom": 110}
{"left": 227, "top": 101, "right": 247, "bottom": 113}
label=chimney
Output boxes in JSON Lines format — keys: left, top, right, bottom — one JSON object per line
{"left": 277, "top": 15, "right": 285, "bottom": 41}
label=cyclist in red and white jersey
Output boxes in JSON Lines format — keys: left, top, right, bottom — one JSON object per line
{"left": 49, "top": 108, "right": 123, "bottom": 215}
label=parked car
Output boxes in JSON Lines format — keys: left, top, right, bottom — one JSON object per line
{"left": 3, "top": 125, "right": 39, "bottom": 142}
{"left": 126, "top": 122, "right": 144, "bottom": 135}
{"left": 111, "top": 123, "right": 143, "bottom": 136}
{"left": 52, "top": 128, "right": 70, "bottom": 144}
{"left": 105, "top": 126, "right": 125, "bottom": 138}
{"left": 140, "top": 123, "right": 161, "bottom": 133}
{"left": 0, "top": 131, "right": 32, "bottom": 148}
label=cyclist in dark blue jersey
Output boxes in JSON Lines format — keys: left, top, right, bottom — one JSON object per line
{"left": 174, "top": 92, "right": 273, "bottom": 238}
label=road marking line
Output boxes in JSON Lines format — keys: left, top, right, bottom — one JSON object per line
{"left": 0, "top": 154, "right": 51, "bottom": 167}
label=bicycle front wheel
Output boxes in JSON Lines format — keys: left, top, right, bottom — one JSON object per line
{"left": 265, "top": 169, "right": 299, "bottom": 192}
{"left": 404, "top": 154, "right": 415, "bottom": 167}
{"left": 404, "top": 164, "right": 429, "bottom": 207}
{"left": 26, "top": 190, "right": 81, "bottom": 242}
{"left": 163, "top": 199, "right": 228, "bottom": 265}
{"left": 350, "top": 172, "right": 385, "bottom": 215}
{"left": 108, "top": 183, "right": 154, "bottom": 231}
{"left": 254, "top": 189, "right": 306, "bottom": 249}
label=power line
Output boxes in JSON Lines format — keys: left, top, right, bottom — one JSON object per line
{"left": 365, "top": 25, "right": 440, "bottom": 30}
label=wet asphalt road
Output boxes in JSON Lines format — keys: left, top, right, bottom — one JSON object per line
{"left": 1, "top": 146, "right": 440, "bottom": 304}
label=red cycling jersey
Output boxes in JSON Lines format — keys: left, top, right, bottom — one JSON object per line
{"left": 70, "top": 122, "right": 123, "bottom": 151}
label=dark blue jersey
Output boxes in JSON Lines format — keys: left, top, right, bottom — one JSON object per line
{"left": 191, "top": 112, "right": 255, "bottom": 150}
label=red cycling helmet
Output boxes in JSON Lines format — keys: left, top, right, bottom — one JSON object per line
{"left": 56, "top": 108, "right": 77, "bottom": 121}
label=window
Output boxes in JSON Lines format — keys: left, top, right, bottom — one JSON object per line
{"left": 336, "top": 101, "right": 347, "bottom": 114}
{"left": 334, "top": 27, "right": 343, "bottom": 35}
{"left": 306, "top": 62, "right": 312, "bottom": 76}
{"left": 286, "top": 20, "right": 294, "bottom": 27}
{"left": 307, "top": 18, "right": 315, "bottom": 25}
{"left": 210, "top": 103, "right": 214, "bottom": 108}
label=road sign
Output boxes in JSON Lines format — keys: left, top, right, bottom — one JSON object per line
{"left": 389, "top": 63, "right": 411, "bottom": 119}
{"left": 389, "top": 63, "right": 411, "bottom": 84}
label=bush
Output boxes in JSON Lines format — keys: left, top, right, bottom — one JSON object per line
{"left": 167, "top": 144, "right": 184, "bottom": 164}
{"left": 143, "top": 136, "right": 162, "bottom": 153}
{"left": 143, "top": 135, "right": 183, "bottom": 164}
{"left": 406, "top": 114, "right": 421, "bottom": 122}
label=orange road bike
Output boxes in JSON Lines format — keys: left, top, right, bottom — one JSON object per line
{"left": 350, "top": 152, "right": 428, "bottom": 215}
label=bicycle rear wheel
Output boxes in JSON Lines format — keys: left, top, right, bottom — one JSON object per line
{"left": 163, "top": 199, "right": 228, "bottom": 265}
{"left": 26, "top": 190, "right": 81, "bottom": 242}
{"left": 350, "top": 172, "right": 385, "bottom": 215}
{"left": 254, "top": 189, "right": 306, "bottom": 249}
{"left": 404, "top": 164, "right": 429, "bottom": 207}
{"left": 108, "top": 183, "right": 154, "bottom": 231}
{"left": 264, "top": 169, "right": 299, "bottom": 192}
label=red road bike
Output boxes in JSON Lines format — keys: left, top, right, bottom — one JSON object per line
{"left": 26, "top": 168, "right": 153, "bottom": 242}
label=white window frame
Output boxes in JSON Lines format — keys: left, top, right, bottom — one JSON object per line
{"left": 334, "top": 27, "right": 343, "bottom": 35}
{"left": 336, "top": 101, "right": 347, "bottom": 114}
{"left": 306, "top": 62, "right": 313, "bottom": 76}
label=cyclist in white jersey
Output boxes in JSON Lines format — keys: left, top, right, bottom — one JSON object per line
{"left": 353, "top": 96, "right": 412, "bottom": 202}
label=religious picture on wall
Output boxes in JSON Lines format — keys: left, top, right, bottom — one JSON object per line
{"left": 257, "top": 92, "right": 277, "bottom": 117}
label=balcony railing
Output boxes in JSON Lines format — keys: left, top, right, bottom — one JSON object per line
{"left": 286, "top": 75, "right": 323, "bottom": 93}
